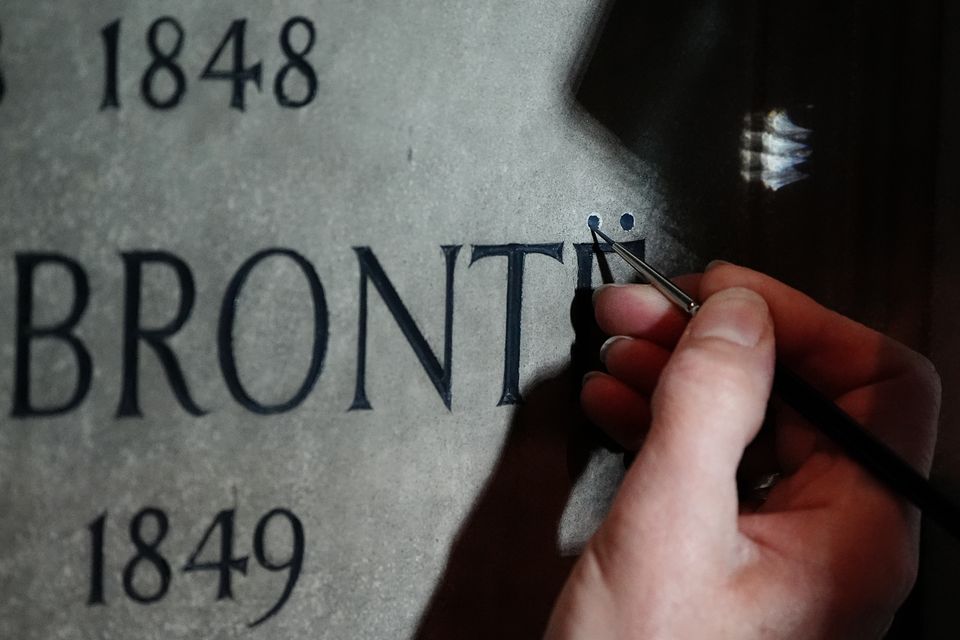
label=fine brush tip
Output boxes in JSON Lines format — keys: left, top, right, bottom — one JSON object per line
{"left": 587, "top": 213, "right": 613, "bottom": 244}
{"left": 588, "top": 222, "right": 616, "bottom": 245}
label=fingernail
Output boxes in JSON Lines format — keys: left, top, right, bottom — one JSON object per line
{"left": 705, "top": 259, "right": 732, "bottom": 271}
{"left": 599, "top": 335, "right": 631, "bottom": 364}
{"left": 592, "top": 283, "right": 626, "bottom": 304}
{"left": 582, "top": 371, "right": 602, "bottom": 386}
{"left": 691, "top": 287, "right": 767, "bottom": 347}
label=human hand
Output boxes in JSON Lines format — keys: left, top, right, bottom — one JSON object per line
{"left": 546, "top": 263, "right": 940, "bottom": 639}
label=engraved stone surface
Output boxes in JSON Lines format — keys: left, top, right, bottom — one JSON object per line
{"left": 0, "top": 2, "right": 957, "bottom": 638}
{"left": 0, "top": 2, "right": 678, "bottom": 638}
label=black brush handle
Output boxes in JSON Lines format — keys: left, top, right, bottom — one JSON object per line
{"left": 774, "top": 364, "right": 960, "bottom": 540}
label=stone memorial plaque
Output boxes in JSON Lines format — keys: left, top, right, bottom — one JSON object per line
{"left": 1, "top": 1, "right": 958, "bottom": 638}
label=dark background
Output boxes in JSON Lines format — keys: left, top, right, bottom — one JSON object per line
{"left": 574, "top": 1, "right": 956, "bottom": 636}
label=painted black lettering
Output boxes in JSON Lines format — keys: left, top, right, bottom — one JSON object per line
{"left": 12, "top": 253, "right": 92, "bottom": 417}
{"left": 116, "top": 251, "right": 205, "bottom": 417}
{"left": 350, "top": 246, "right": 461, "bottom": 411}
{"left": 573, "top": 240, "right": 645, "bottom": 290}
{"left": 218, "top": 248, "right": 328, "bottom": 415}
{"left": 141, "top": 17, "right": 187, "bottom": 110}
{"left": 469, "top": 243, "right": 564, "bottom": 405}
{"left": 100, "top": 20, "right": 121, "bottom": 110}
{"left": 0, "top": 23, "right": 6, "bottom": 106}
{"left": 200, "top": 19, "right": 263, "bottom": 111}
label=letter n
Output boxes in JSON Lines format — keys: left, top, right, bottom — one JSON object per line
{"left": 350, "top": 246, "right": 461, "bottom": 410}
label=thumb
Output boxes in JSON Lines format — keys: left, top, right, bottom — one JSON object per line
{"left": 615, "top": 287, "right": 775, "bottom": 537}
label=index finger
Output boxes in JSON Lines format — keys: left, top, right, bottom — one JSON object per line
{"left": 702, "top": 264, "right": 940, "bottom": 470}
{"left": 700, "top": 264, "right": 935, "bottom": 399}
{"left": 593, "top": 263, "right": 940, "bottom": 468}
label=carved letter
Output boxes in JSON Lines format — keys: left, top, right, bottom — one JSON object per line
{"left": 218, "top": 248, "right": 329, "bottom": 415}
{"left": 470, "top": 243, "right": 564, "bottom": 405}
{"left": 351, "top": 246, "right": 461, "bottom": 411}
{"left": 13, "top": 253, "right": 92, "bottom": 417}
{"left": 116, "top": 251, "right": 205, "bottom": 417}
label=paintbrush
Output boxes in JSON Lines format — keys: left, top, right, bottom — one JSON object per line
{"left": 588, "top": 217, "right": 960, "bottom": 540}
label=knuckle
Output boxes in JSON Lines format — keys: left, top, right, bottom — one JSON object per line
{"left": 662, "top": 343, "right": 767, "bottom": 405}
{"left": 896, "top": 348, "right": 942, "bottom": 406}
{"left": 651, "top": 337, "right": 773, "bottom": 438}
{"left": 912, "top": 353, "right": 941, "bottom": 402}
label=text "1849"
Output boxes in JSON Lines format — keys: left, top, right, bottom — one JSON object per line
{"left": 88, "top": 507, "right": 304, "bottom": 627}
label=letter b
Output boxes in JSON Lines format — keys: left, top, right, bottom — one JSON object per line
{"left": 12, "top": 253, "right": 92, "bottom": 417}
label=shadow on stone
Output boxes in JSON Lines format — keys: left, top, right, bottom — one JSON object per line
{"left": 413, "top": 283, "right": 618, "bottom": 638}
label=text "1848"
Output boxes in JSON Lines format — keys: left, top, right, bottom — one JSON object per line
{"left": 100, "top": 17, "right": 317, "bottom": 111}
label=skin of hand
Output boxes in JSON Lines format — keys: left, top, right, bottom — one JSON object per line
{"left": 545, "top": 262, "right": 941, "bottom": 639}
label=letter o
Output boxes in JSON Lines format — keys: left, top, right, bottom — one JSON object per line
{"left": 218, "top": 248, "right": 328, "bottom": 414}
